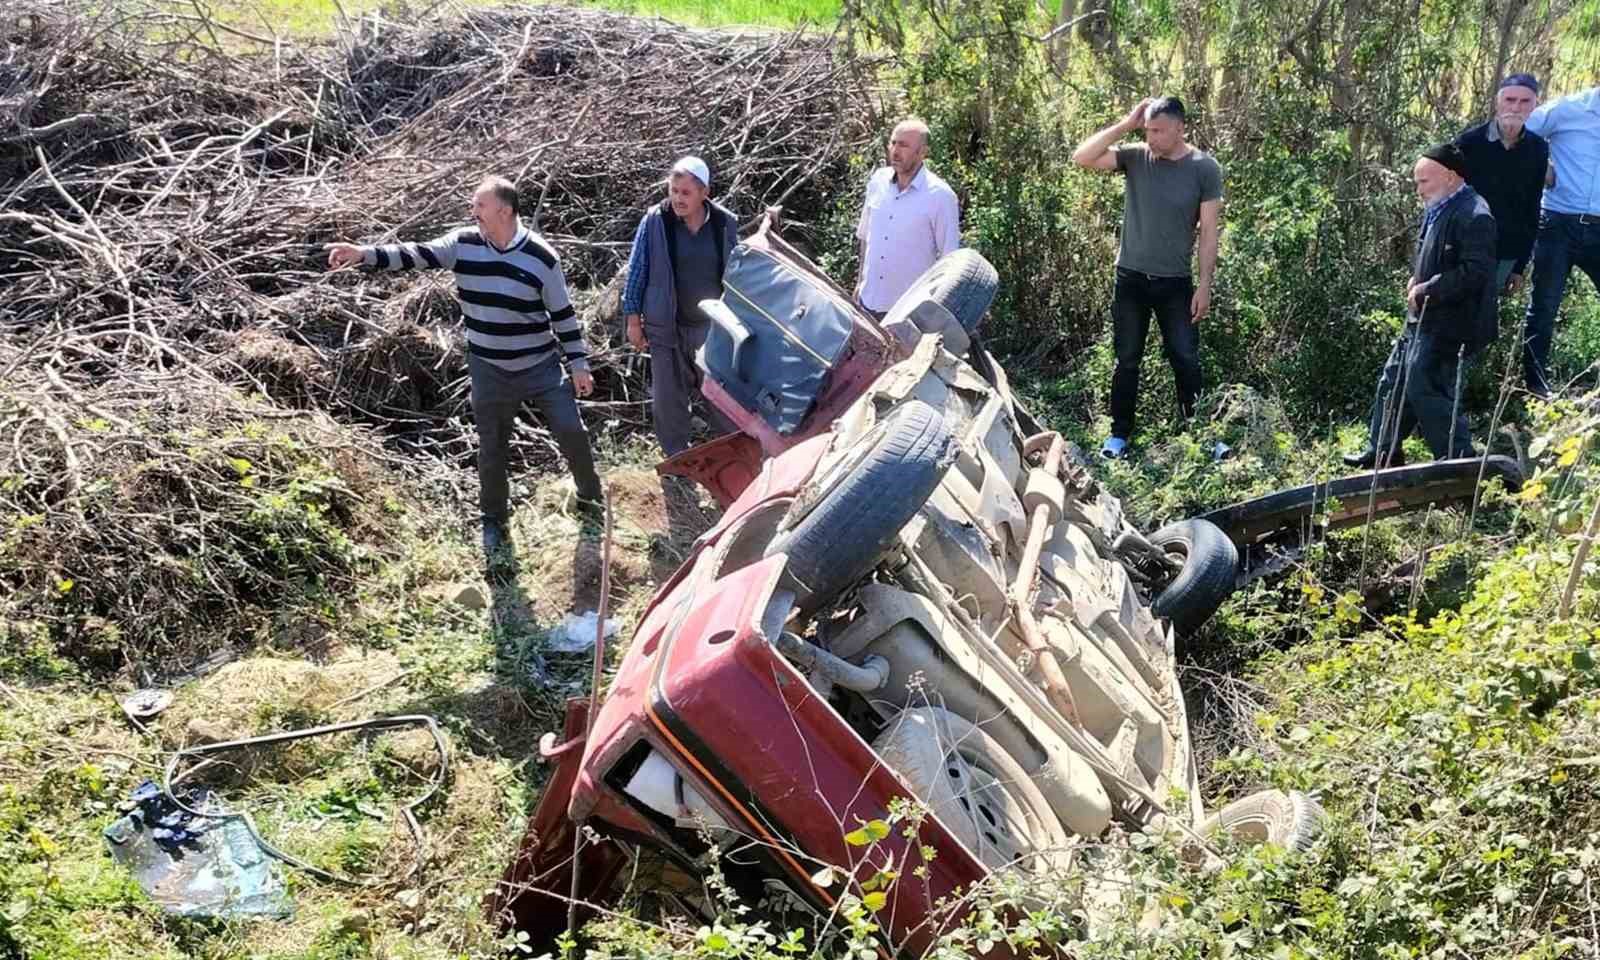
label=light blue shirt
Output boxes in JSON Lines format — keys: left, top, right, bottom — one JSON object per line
{"left": 1524, "top": 87, "right": 1600, "bottom": 215}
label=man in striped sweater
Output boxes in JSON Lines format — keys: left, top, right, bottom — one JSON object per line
{"left": 327, "top": 176, "right": 603, "bottom": 553}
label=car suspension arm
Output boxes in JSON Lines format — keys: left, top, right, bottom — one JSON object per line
{"left": 1011, "top": 431, "right": 1084, "bottom": 728}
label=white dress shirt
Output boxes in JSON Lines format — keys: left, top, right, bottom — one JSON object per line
{"left": 854, "top": 165, "right": 961, "bottom": 312}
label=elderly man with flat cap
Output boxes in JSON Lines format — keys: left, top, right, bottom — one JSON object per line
{"left": 622, "top": 156, "right": 739, "bottom": 457}
{"left": 1344, "top": 143, "right": 1498, "bottom": 469}
{"left": 1455, "top": 73, "right": 1548, "bottom": 297}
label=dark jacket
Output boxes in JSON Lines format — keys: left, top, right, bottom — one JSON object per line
{"left": 1454, "top": 119, "right": 1548, "bottom": 275}
{"left": 1413, "top": 185, "right": 1498, "bottom": 354}
{"left": 640, "top": 198, "right": 737, "bottom": 339}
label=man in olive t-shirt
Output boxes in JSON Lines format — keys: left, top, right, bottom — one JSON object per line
{"left": 1073, "top": 96, "right": 1224, "bottom": 459}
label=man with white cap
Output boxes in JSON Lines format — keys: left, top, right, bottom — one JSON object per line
{"left": 854, "top": 118, "right": 962, "bottom": 320}
{"left": 621, "top": 156, "right": 739, "bottom": 456}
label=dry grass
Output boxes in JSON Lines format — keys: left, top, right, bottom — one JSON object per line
{"left": 0, "top": 456, "right": 705, "bottom": 959}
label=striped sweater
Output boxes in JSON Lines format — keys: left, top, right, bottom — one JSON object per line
{"left": 361, "top": 224, "right": 588, "bottom": 373}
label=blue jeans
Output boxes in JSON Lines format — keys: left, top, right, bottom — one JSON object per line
{"left": 1109, "top": 268, "right": 1202, "bottom": 439}
{"left": 1522, "top": 212, "right": 1600, "bottom": 397}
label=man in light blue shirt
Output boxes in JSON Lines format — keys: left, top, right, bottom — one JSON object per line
{"left": 1521, "top": 86, "right": 1600, "bottom": 398}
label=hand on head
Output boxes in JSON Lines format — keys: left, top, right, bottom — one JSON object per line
{"left": 1124, "top": 98, "right": 1153, "bottom": 129}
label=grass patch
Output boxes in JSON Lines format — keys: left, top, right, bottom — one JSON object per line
{"left": 579, "top": 0, "right": 839, "bottom": 26}
{"left": 206, "top": 0, "right": 839, "bottom": 37}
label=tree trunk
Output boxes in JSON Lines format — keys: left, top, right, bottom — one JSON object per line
{"left": 1488, "top": 0, "right": 1530, "bottom": 108}
{"left": 1048, "top": 0, "right": 1078, "bottom": 75}
{"left": 1179, "top": 0, "right": 1213, "bottom": 119}
{"left": 1333, "top": 0, "right": 1366, "bottom": 187}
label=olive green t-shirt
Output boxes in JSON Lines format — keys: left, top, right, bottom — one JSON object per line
{"left": 1113, "top": 144, "right": 1224, "bottom": 278}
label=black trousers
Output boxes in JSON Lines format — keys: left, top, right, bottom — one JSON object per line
{"left": 1366, "top": 326, "right": 1476, "bottom": 461}
{"left": 469, "top": 354, "right": 603, "bottom": 520}
{"left": 1109, "top": 268, "right": 1202, "bottom": 439}
{"left": 648, "top": 320, "right": 735, "bottom": 457}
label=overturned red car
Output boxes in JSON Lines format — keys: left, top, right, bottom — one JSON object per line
{"left": 489, "top": 221, "right": 1521, "bottom": 953}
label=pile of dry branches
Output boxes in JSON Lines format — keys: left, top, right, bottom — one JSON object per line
{"left": 0, "top": 0, "right": 878, "bottom": 673}
{"left": 1, "top": 0, "right": 876, "bottom": 443}
{"left": 0, "top": 364, "right": 403, "bottom": 674}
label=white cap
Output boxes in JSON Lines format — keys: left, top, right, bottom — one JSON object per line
{"left": 670, "top": 155, "right": 710, "bottom": 188}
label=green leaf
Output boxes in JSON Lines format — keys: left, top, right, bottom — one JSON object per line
{"left": 863, "top": 891, "right": 888, "bottom": 911}
{"left": 864, "top": 819, "right": 890, "bottom": 841}
{"left": 844, "top": 827, "right": 872, "bottom": 847}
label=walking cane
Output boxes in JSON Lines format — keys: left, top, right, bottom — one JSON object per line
{"left": 1448, "top": 342, "right": 1466, "bottom": 460}
{"left": 1375, "top": 298, "right": 1427, "bottom": 471}
{"left": 1360, "top": 297, "right": 1426, "bottom": 590}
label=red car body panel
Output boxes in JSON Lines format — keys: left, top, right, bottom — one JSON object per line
{"left": 486, "top": 698, "right": 628, "bottom": 942}
{"left": 655, "top": 431, "right": 766, "bottom": 509}
{"left": 504, "top": 441, "right": 988, "bottom": 955}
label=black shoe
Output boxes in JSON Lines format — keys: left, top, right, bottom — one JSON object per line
{"left": 1343, "top": 448, "right": 1406, "bottom": 470}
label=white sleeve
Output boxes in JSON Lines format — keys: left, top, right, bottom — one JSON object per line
{"left": 933, "top": 188, "right": 961, "bottom": 256}
{"left": 856, "top": 173, "right": 876, "bottom": 243}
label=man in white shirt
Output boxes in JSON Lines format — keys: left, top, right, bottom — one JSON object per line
{"left": 1520, "top": 86, "right": 1600, "bottom": 398}
{"left": 854, "top": 119, "right": 962, "bottom": 318}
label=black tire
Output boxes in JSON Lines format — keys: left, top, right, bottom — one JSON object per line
{"left": 764, "top": 400, "right": 954, "bottom": 609}
{"left": 1150, "top": 518, "right": 1239, "bottom": 635}
{"left": 886, "top": 249, "right": 999, "bottom": 334}
{"left": 1200, "top": 789, "right": 1324, "bottom": 853}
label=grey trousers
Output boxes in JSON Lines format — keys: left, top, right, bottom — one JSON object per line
{"left": 1366, "top": 326, "right": 1477, "bottom": 462}
{"left": 649, "top": 321, "right": 734, "bottom": 457}
{"left": 469, "top": 354, "right": 602, "bottom": 520}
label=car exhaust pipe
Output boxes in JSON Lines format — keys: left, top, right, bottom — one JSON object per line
{"left": 774, "top": 631, "right": 890, "bottom": 693}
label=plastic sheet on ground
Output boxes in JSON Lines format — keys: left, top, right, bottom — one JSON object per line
{"left": 104, "top": 780, "right": 291, "bottom": 919}
{"left": 550, "top": 611, "right": 620, "bottom": 653}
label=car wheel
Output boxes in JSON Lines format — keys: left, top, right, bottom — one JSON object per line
{"left": 1200, "top": 789, "right": 1324, "bottom": 853}
{"left": 872, "top": 707, "right": 1069, "bottom": 872}
{"left": 1149, "top": 518, "right": 1239, "bottom": 635}
{"left": 886, "top": 249, "right": 999, "bottom": 334}
{"left": 764, "top": 400, "right": 954, "bottom": 610}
